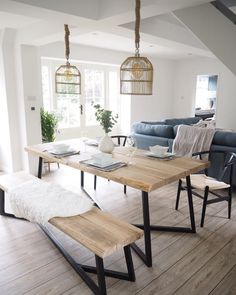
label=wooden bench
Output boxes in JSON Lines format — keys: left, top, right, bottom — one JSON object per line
{"left": 0, "top": 171, "right": 143, "bottom": 295}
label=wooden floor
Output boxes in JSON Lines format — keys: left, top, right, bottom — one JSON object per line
{"left": 1, "top": 164, "right": 236, "bottom": 295}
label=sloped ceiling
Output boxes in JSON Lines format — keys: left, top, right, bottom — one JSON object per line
{"left": 0, "top": 0, "right": 214, "bottom": 59}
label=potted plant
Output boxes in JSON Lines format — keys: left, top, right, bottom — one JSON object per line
{"left": 93, "top": 104, "right": 118, "bottom": 153}
{"left": 40, "top": 108, "right": 58, "bottom": 143}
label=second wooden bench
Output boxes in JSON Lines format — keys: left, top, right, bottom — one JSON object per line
{"left": 0, "top": 171, "right": 143, "bottom": 295}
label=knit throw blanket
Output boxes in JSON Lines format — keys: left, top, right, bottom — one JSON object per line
{"left": 172, "top": 125, "right": 215, "bottom": 158}
{"left": 8, "top": 178, "right": 94, "bottom": 225}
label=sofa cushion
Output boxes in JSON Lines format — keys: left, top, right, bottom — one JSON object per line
{"left": 132, "top": 123, "right": 174, "bottom": 138}
{"left": 141, "top": 121, "right": 165, "bottom": 125}
{"left": 164, "top": 117, "right": 201, "bottom": 126}
{"left": 134, "top": 134, "right": 169, "bottom": 150}
{"left": 212, "top": 131, "right": 236, "bottom": 147}
{"left": 152, "top": 125, "right": 174, "bottom": 138}
{"left": 173, "top": 125, "right": 179, "bottom": 136}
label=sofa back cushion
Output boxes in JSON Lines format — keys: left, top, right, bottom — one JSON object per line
{"left": 213, "top": 131, "right": 236, "bottom": 147}
{"left": 134, "top": 134, "right": 169, "bottom": 150}
{"left": 165, "top": 117, "right": 201, "bottom": 126}
{"left": 141, "top": 121, "right": 165, "bottom": 125}
{"left": 133, "top": 123, "right": 174, "bottom": 138}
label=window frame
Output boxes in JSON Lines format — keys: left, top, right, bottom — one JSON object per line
{"left": 41, "top": 58, "right": 121, "bottom": 131}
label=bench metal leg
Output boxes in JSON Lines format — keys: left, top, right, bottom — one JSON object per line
{"left": 0, "top": 188, "right": 25, "bottom": 219}
{"left": 40, "top": 225, "right": 136, "bottom": 295}
{"left": 95, "top": 255, "right": 107, "bottom": 295}
{"left": 0, "top": 189, "right": 5, "bottom": 216}
{"left": 124, "top": 245, "right": 135, "bottom": 281}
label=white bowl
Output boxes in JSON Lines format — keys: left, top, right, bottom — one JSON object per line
{"left": 149, "top": 145, "right": 168, "bottom": 156}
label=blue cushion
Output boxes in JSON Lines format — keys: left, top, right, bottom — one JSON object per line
{"left": 132, "top": 123, "right": 174, "bottom": 138}
{"left": 173, "top": 125, "right": 179, "bottom": 136}
{"left": 132, "top": 123, "right": 156, "bottom": 136}
{"left": 164, "top": 117, "right": 201, "bottom": 126}
{"left": 141, "top": 121, "right": 165, "bottom": 125}
{"left": 213, "top": 131, "right": 236, "bottom": 147}
{"left": 134, "top": 134, "right": 169, "bottom": 150}
{"left": 152, "top": 125, "right": 174, "bottom": 138}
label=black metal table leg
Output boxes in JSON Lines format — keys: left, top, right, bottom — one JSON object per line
{"left": 38, "top": 157, "right": 43, "bottom": 179}
{"left": 132, "top": 179, "right": 196, "bottom": 267}
{"left": 131, "top": 191, "right": 152, "bottom": 267}
{"left": 81, "top": 171, "right": 84, "bottom": 187}
{"left": 80, "top": 171, "right": 104, "bottom": 210}
{"left": 186, "top": 175, "right": 196, "bottom": 233}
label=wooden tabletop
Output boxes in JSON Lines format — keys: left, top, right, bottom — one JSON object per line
{"left": 25, "top": 139, "right": 209, "bottom": 193}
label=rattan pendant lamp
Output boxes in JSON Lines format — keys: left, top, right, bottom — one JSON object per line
{"left": 120, "top": 0, "right": 153, "bottom": 95}
{"left": 55, "top": 24, "right": 81, "bottom": 94}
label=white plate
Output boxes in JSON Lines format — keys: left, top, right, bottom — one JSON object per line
{"left": 145, "top": 151, "right": 175, "bottom": 159}
{"left": 86, "top": 140, "right": 99, "bottom": 146}
{"left": 84, "top": 159, "right": 122, "bottom": 168}
{"left": 49, "top": 148, "right": 77, "bottom": 155}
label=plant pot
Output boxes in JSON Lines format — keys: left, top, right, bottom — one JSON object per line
{"left": 99, "top": 133, "right": 114, "bottom": 153}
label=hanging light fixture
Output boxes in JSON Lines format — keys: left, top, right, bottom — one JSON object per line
{"left": 55, "top": 24, "right": 81, "bottom": 94}
{"left": 120, "top": 0, "right": 153, "bottom": 95}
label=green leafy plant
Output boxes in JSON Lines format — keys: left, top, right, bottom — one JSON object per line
{"left": 93, "top": 104, "right": 118, "bottom": 133}
{"left": 40, "top": 108, "right": 58, "bottom": 142}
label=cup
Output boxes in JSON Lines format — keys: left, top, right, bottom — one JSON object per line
{"left": 127, "top": 135, "right": 137, "bottom": 165}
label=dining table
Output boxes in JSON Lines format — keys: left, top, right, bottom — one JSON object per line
{"left": 25, "top": 138, "right": 209, "bottom": 267}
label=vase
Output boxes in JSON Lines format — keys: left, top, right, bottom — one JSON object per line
{"left": 99, "top": 133, "right": 114, "bottom": 153}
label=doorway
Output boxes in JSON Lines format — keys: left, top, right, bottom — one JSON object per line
{"left": 195, "top": 75, "right": 218, "bottom": 120}
{"left": 41, "top": 58, "right": 125, "bottom": 139}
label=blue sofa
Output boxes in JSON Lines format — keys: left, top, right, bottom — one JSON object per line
{"left": 132, "top": 117, "right": 236, "bottom": 185}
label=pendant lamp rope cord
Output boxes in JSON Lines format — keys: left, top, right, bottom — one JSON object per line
{"left": 135, "top": 0, "right": 140, "bottom": 56}
{"left": 64, "top": 24, "right": 70, "bottom": 62}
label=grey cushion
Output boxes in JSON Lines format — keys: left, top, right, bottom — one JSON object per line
{"left": 164, "top": 117, "right": 201, "bottom": 126}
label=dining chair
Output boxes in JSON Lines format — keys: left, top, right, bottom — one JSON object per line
{"left": 44, "top": 160, "right": 60, "bottom": 172}
{"left": 94, "top": 135, "right": 127, "bottom": 193}
{"left": 175, "top": 151, "right": 236, "bottom": 227}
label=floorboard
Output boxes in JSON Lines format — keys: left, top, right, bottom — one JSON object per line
{"left": 0, "top": 165, "right": 236, "bottom": 295}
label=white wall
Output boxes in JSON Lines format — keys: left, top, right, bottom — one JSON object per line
{"left": 20, "top": 45, "right": 43, "bottom": 174}
{"left": 0, "top": 29, "right": 42, "bottom": 174}
{"left": 173, "top": 57, "right": 236, "bottom": 130}
{"left": 0, "top": 30, "right": 13, "bottom": 171}
{"left": 131, "top": 58, "right": 176, "bottom": 124}
{"left": 174, "top": 3, "right": 236, "bottom": 77}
